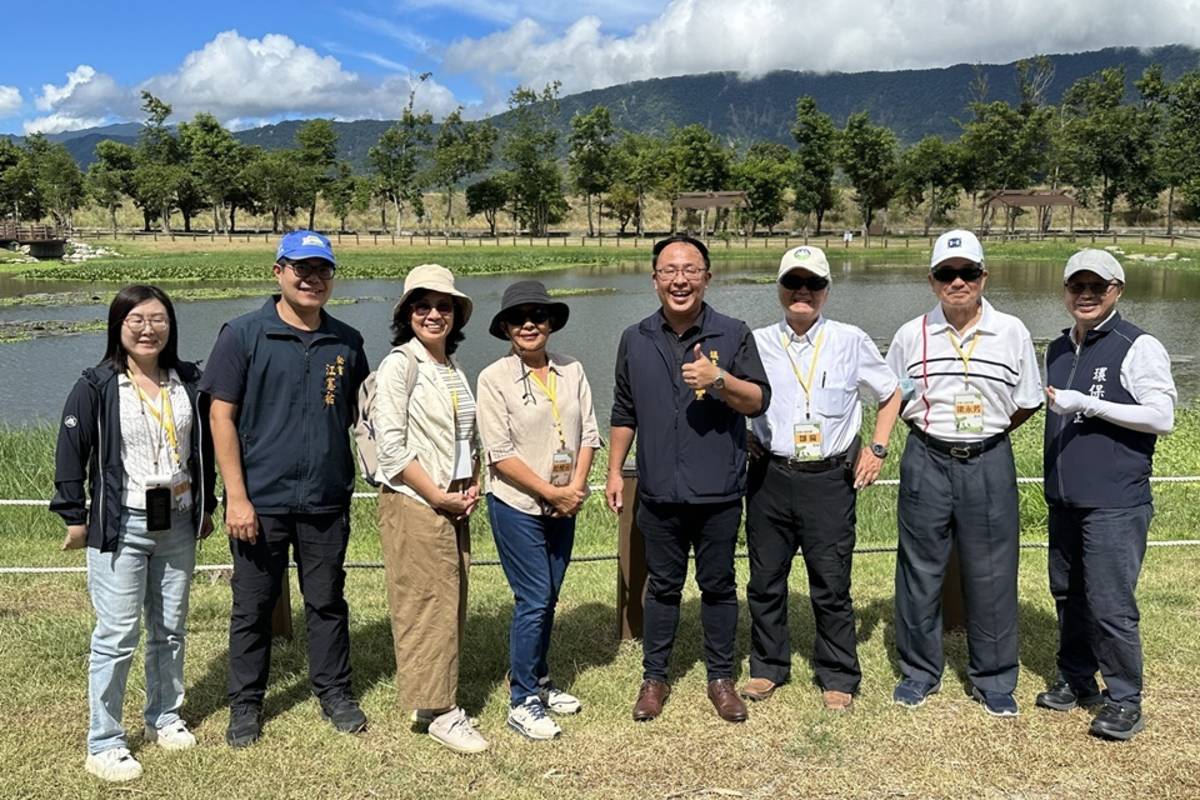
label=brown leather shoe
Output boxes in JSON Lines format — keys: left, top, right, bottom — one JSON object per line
{"left": 632, "top": 679, "right": 670, "bottom": 722}
{"left": 740, "top": 677, "right": 778, "bottom": 702}
{"left": 707, "top": 679, "right": 749, "bottom": 722}
{"left": 822, "top": 690, "right": 854, "bottom": 712}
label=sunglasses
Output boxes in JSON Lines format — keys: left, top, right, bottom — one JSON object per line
{"left": 412, "top": 299, "right": 455, "bottom": 316}
{"left": 503, "top": 306, "right": 552, "bottom": 327}
{"left": 1065, "top": 280, "right": 1119, "bottom": 296}
{"left": 281, "top": 262, "right": 335, "bottom": 280}
{"left": 931, "top": 265, "right": 985, "bottom": 283}
{"left": 779, "top": 273, "right": 830, "bottom": 292}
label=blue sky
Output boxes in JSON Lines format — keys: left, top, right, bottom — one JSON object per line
{"left": 3, "top": 0, "right": 1198, "bottom": 135}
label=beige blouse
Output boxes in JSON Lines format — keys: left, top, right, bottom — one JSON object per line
{"left": 373, "top": 338, "right": 478, "bottom": 505}
{"left": 475, "top": 351, "right": 603, "bottom": 515}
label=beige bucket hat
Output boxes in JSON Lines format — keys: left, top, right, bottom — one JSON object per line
{"left": 393, "top": 263, "right": 473, "bottom": 326}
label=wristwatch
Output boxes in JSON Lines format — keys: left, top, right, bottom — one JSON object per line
{"left": 711, "top": 369, "right": 727, "bottom": 391}
{"left": 870, "top": 442, "right": 889, "bottom": 459}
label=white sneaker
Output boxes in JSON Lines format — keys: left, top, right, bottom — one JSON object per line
{"left": 538, "top": 678, "right": 582, "bottom": 715}
{"left": 145, "top": 719, "right": 197, "bottom": 750}
{"left": 427, "top": 707, "right": 489, "bottom": 754}
{"left": 507, "top": 697, "right": 562, "bottom": 741}
{"left": 85, "top": 747, "right": 143, "bottom": 782}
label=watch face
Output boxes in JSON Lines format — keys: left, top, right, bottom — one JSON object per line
{"left": 871, "top": 443, "right": 888, "bottom": 458}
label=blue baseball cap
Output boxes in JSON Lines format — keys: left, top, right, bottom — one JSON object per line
{"left": 276, "top": 230, "right": 336, "bottom": 266}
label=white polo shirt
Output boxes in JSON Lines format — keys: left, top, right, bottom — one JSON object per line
{"left": 752, "top": 317, "right": 898, "bottom": 458}
{"left": 887, "top": 298, "right": 1042, "bottom": 441}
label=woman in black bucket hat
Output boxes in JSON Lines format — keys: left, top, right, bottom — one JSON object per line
{"left": 475, "top": 280, "right": 602, "bottom": 741}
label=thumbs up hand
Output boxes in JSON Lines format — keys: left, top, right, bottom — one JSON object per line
{"left": 681, "top": 343, "right": 720, "bottom": 391}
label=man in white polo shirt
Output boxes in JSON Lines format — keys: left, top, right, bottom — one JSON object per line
{"left": 741, "top": 245, "right": 901, "bottom": 712}
{"left": 886, "top": 229, "right": 1042, "bottom": 717}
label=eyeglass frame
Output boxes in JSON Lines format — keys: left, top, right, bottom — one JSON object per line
{"left": 931, "top": 264, "right": 986, "bottom": 284}
{"left": 412, "top": 299, "right": 456, "bottom": 316}
{"left": 502, "top": 306, "right": 552, "bottom": 327}
{"left": 1064, "top": 279, "right": 1121, "bottom": 295}
{"left": 654, "top": 264, "right": 709, "bottom": 280}
{"left": 277, "top": 259, "right": 336, "bottom": 281}
{"left": 123, "top": 314, "right": 170, "bottom": 331}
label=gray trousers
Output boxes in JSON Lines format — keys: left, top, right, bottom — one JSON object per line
{"left": 894, "top": 433, "right": 1020, "bottom": 694}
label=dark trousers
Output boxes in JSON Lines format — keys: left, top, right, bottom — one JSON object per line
{"left": 228, "top": 511, "right": 352, "bottom": 707}
{"left": 487, "top": 495, "right": 575, "bottom": 706}
{"left": 1048, "top": 503, "right": 1151, "bottom": 707}
{"left": 746, "top": 458, "right": 860, "bottom": 693}
{"left": 895, "top": 434, "right": 1020, "bottom": 694}
{"left": 638, "top": 498, "right": 741, "bottom": 682}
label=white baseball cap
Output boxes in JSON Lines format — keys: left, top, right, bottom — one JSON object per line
{"left": 1063, "top": 249, "right": 1125, "bottom": 284}
{"left": 930, "top": 229, "right": 984, "bottom": 270}
{"left": 777, "top": 245, "right": 831, "bottom": 281}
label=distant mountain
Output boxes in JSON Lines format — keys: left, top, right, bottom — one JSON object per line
{"left": 10, "top": 44, "right": 1200, "bottom": 171}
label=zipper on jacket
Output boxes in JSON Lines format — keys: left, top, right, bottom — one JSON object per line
{"left": 96, "top": 394, "right": 105, "bottom": 544}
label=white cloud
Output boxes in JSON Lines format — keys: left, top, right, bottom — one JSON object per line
{"left": 340, "top": 9, "right": 435, "bottom": 54}
{"left": 0, "top": 86, "right": 21, "bottom": 117}
{"left": 400, "top": 0, "right": 659, "bottom": 29}
{"left": 23, "top": 112, "right": 111, "bottom": 135}
{"left": 22, "top": 65, "right": 131, "bottom": 133}
{"left": 443, "top": 0, "right": 1200, "bottom": 95}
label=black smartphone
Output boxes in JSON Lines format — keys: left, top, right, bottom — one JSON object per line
{"left": 146, "top": 486, "right": 172, "bottom": 532}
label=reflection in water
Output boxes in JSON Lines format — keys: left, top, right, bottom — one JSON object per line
{"left": 2, "top": 258, "right": 1197, "bottom": 426}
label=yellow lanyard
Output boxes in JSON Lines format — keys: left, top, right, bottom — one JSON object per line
{"left": 946, "top": 329, "right": 981, "bottom": 384}
{"left": 780, "top": 327, "right": 826, "bottom": 417}
{"left": 128, "top": 370, "right": 180, "bottom": 468}
{"left": 528, "top": 369, "right": 566, "bottom": 448}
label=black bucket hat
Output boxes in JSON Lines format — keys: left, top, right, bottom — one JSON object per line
{"left": 489, "top": 280, "right": 570, "bottom": 340}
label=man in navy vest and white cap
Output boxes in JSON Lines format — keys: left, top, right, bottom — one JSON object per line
{"left": 886, "top": 229, "right": 1042, "bottom": 717}
{"left": 1039, "top": 248, "right": 1176, "bottom": 741}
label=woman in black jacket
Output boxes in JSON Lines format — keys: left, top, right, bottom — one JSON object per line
{"left": 51, "top": 285, "right": 216, "bottom": 783}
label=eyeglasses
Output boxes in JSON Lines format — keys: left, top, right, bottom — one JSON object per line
{"left": 503, "top": 306, "right": 551, "bottom": 327}
{"left": 654, "top": 265, "right": 707, "bottom": 279}
{"left": 1065, "top": 280, "right": 1119, "bottom": 296}
{"left": 779, "top": 273, "right": 830, "bottom": 292}
{"left": 932, "top": 265, "right": 985, "bottom": 283}
{"left": 280, "top": 261, "right": 335, "bottom": 280}
{"left": 124, "top": 315, "right": 169, "bottom": 331}
{"left": 412, "top": 299, "right": 455, "bottom": 316}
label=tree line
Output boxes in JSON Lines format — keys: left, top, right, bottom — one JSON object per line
{"left": 4, "top": 57, "right": 1200, "bottom": 238}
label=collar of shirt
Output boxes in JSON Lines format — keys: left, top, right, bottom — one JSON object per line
{"left": 925, "top": 297, "right": 997, "bottom": 338}
{"left": 117, "top": 368, "right": 180, "bottom": 389}
{"left": 1068, "top": 308, "right": 1120, "bottom": 346}
{"left": 779, "top": 315, "right": 827, "bottom": 348}
{"left": 655, "top": 302, "right": 709, "bottom": 340}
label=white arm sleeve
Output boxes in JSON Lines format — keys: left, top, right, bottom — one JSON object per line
{"left": 1088, "top": 335, "right": 1177, "bottom": 435}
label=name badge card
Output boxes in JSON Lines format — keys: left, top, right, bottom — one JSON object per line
{"left": 550, "top": 449, "right": 575, "bottom": 487}
{"left": 954, "top": 392, "right": 985, "bottom": 434}
{"left": 171, "top": 472, "right": 192, "bottom": 511}
{"left": 793, "top": 421, "right": 823, "bottom": 461}
{"left": 452, "top": 440, "right": 473, "bottom": 481}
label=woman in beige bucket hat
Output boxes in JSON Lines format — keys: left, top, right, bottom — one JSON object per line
{"left": 371, "top": 264, "right": 489, "bottom": 753}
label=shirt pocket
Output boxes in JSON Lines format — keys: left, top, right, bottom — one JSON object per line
{"left": 813, "top": 384, "right": 857, "bottom": 418}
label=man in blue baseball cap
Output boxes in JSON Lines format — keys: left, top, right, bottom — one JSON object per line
{"left": 201, "top": 229, "right": 371, "bottom": 747}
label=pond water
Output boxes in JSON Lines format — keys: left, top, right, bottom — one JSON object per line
{"left": 1, "top": 256, "right": 1197, "bottom": 426}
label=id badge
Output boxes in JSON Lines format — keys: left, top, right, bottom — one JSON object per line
{"left": 145, "top": 475, "right": 172, "bottom": 532}
{"left": 452, "top": 439, "right": 473, "bottom": 481}
{"left": 954, "top": 391, "right": 985, "bottom": 434}
{"left": 793, "top": 421, "right": 823, "bottom": 462}
{"left": 171, "top": 472, "right": 192, "bottom": 511}
{"left": 550, "top": 449, "right": 575, "bottom": 487}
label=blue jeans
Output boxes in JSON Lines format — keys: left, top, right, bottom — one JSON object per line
{"left": 487, "top": 495, "right": 575, "bottom": 706}
{"left": 86, "top": 508, "right": 196, "bottom": 754}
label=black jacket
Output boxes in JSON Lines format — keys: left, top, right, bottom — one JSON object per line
{"left": 50, "top": 361, "right": 218, "bottom": 552}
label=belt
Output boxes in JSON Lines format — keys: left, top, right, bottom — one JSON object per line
{"left": 907, "top": 424, "right": 1007, "bottom": 460}
{"left": 765, "top": 438, "right": 858, "bottom": 473}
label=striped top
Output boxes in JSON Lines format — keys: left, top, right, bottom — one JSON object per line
{"left": 437, "top": 361, "right": 476, "bottom": 443}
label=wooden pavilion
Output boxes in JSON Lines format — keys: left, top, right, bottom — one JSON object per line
{"left": 980, "top": 190, "right": 1079, "bottom": 233}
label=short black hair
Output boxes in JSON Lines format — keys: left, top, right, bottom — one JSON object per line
{"left": 390, "top": 288, "right": 467, "bottom": 355}
{"left": 652, "top": 235, "right": 711, "bottom": 271}
{"left": 100, "top": 284, "right": 180, "bottom": 372}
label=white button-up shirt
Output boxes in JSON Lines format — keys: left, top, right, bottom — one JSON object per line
{"left": 752, "top": 317, "right": 898, "bottom": 458}
{"left": 887, "top": 298, "right": 1042, "bottom": 440}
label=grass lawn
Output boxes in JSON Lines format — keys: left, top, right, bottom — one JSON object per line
{"left": 1, "top": 412, "right": 1199, "bottom": 798}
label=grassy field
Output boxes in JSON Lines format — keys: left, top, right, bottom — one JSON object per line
{"left": 1, "top": 410, "right": 1199, "bottom": 798}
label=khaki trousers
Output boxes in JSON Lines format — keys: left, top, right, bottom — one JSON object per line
{"left": 379, "top": 489, "right": 470, "bottom": 710}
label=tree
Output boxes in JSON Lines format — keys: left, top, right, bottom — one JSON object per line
{"left": 1138, "top": 66, "right": 1200, "bottom": 234}
{"left": 324, "top": 161, "right": 364, "bottom": 232}
{"left": 132, "top": 91, "right": 184, "bottom": 232}
{"left": 734, "top": 142, "right": 793, "bottom": 234}
{"left": 897, "top": 136, "right": 964, "bottom": 235}
{"left": 568, "top": 105, "right": 615, "bottom": 236}
{"left": 226, "top": 143, "right": 263, "bottom": 233}
{"left": 178, "top": 112, "right": 239, "bottom": 233}
{"left": 26, "top": 134, "right": 85, "bottom": 228}
{"left": 663, "top": 124, "right": 731, "bottom": 233}
{"left": 603, "top": 182, "right": 640, "bottom": 234}
{"left": 242, "top": 149, "right": 314, "bottom": 233}
{"left": 87, "top": 140, "right": 135, "bottom": 233}
{"left": 502, "top": 83, "right": 567, "bottom": 236}
{"left": 0, "top": 138, "right": 43, "bottom": 223}
{"left": 836, "top": 112, "right": 897, "bottom": 231}
{"left": 791, "top": 96, "right": 838, "bottom": 233}
{"left": 368, "top": 77, "right": 433, "bottom": 231}
{"left": 296, "top": 119, "right": 338, "bottom": 230}
{"left": 609, "top": 133, "right": 666, "bottom": 235}
{"left": 432, "top": 108, "right": 496, "bottom": 230}
{"left": 466, "top": 176, "right": 509, "bottom": 236}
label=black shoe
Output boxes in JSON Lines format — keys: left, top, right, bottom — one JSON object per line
{"left": 321, "top": 694, "right": 368, "bottom": 734}
{"left": 226, "top": 704, "right": 263, "bottom": 748}
{"left": 1035, "top": 679, "right": 1104, "bottom": 712}
{"left": 1090, "top": 703, "right": 1144, "bottom": 741}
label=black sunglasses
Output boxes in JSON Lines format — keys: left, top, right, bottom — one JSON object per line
{"left": 503, "top": 306, "right": 552, "bottom": 327}
{"left": 780, "top": 273, "right": 829, "bottom": 292}
{"left": 932, "top": 265, "right": 985, "bottom": 283}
